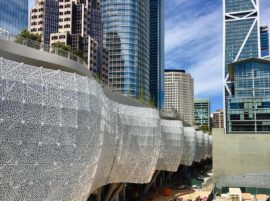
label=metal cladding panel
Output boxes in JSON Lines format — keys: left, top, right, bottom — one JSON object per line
{"left": 208, "top": 135, "right": 212, "bottom": 158}
{"left": 203, "top": 133, "right": 209, "bottom": 160}
{"left": 156, "top": 120, "right": 184, "bottom": 172}
{"left": 194, "top": 131, "right": 205, "bottom": 162}
{"left": 180, "top": 127, "right": 196, "bottom": 166}
{"left": 105, "top": 103, "right": 161, "bottom": 184}
{"left": 0, "top": 58, "right": 211, "bottom": 201}
{"left": 209, "top": 136, "right": 213, "bottom": 158}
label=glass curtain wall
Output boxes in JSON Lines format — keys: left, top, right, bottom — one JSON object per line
{"left": 0, "top": 0, "right": 28, "bottom": 35}
{"left": 102, "top": 0, "right": 150, "bottom": 99}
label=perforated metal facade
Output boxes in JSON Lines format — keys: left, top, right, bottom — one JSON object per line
{"left": 0, "top": 57, "right": 212, "bottom": 201}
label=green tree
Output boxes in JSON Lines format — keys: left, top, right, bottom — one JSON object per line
{"left": 148, "top": 96, "right": 156, "bottom": 108}
{"left": 198, "top": 125, "right": 209, "bottom": 132}
{"left": 15, "top": 29, "right": 42, "bottom": 49}
{"left": 139, "top": 88, "right": 145, "bottom": 103}
{"left": 52, "top": 42, "right": 72, "bottom": 52}
{"left": 52, "top": 42, "right": 85, "bottom": 60}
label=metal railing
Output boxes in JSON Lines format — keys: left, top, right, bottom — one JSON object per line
{"left": 0, "top": 28, "right": 88, "bottom": 67}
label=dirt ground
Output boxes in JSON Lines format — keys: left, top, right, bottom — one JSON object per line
{"left": 150, "top": 174, "right": 213, "bottom": 201}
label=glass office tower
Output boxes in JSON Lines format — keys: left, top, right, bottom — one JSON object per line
{"left": 224, "top": 0, "right": 260, "bottom": 133}
{"left": 149, "top": 0, "right": 164, "bottom": 110}
{"left": 194, "top": 99, "right": 210, "bottom": 128}
{"left": 260, "top": 26, "right": 269, "bottom": 57}
{"left": 102, "top": 0, "right": 150, "bottom": 99}
{"left": 227, "top": 58, "right": 270, "bottom": 133}
{"left": 0, "top": 0, "right": 28, "bottom": 35}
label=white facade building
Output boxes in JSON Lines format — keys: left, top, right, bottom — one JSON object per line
{"left": 164, "top": 69, "right": 194, "bottom": 126}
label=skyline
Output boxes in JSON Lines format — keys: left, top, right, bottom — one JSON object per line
{"left": 28, "top": 0, "right": 270, "bottom": 112}
{"left": 165, "top": 0, "right": 270, "bottom": 112}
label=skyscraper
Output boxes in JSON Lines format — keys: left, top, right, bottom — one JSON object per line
{"left": 30, "top": 0, "right": 59, "bottom": 45}
{"left": 149, "top": 0, "right": 164, "bottom": 110}
{"left": 164, "top": 69, "right": 194, "bottom": 126}
{"left": 260, "top": 26, "right": 269, "bottom": 57}
{"left": 194, "top": 99, "right": 210, "bottom": 128}
{"left": 224, "top": 0, "right": 260, "bottom": 132}
{"left": 227, "top": 57, "right": 270, "bottom": 133}
{"left": 101, "top": 0, "right": 150, "bottom": 100}
{"left": 30, "top": 0, "right": 108, "bottom": 83}
{"left": 213, "top": 109, "right": 224, "bottom": 128}
{"left": 0, "top": 0, "right": 28, "bottom": 35}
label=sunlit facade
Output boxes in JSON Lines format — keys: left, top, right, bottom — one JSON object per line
{"left": 227, "top": 58, "right": 270, "bottom": 133}
{"left": 102, "top": 0, "right": 150, "bottom": 99}
{"left": 164, "top": 69, "right": 194, "bottom": 126}
{"left": 224, "top": 0, "right": 260, "bottom": 133}
{"left": 0, "top": 0, "right": 28, "bottom": 35}
{"left": 30, "top": 0, "right": 59, "bottom": 45}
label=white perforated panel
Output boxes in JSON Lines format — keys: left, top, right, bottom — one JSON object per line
{"left": 0, "top": 58, "right": 211, "bottom": 201}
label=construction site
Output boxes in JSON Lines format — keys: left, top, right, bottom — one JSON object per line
{"left": 88, "top": 160, "right": 213, "bottom": 201}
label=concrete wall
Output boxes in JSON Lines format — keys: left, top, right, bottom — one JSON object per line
{"left": 213, "top": 128, "right": 270, "bottom": 189}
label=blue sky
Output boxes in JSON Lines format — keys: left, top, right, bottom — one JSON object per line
{"left": 165, "top": 0, "right": 270, "bottom": 112}
{"left": 29, "top": 0, "right": 270, "bottom": 112}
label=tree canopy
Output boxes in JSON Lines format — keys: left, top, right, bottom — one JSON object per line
{"left": 17, "top": 29, "right": 42, "bottom": 43}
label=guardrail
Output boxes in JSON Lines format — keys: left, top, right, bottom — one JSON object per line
{"left": 0, "top": 28, "right": 88, "bottom": 67}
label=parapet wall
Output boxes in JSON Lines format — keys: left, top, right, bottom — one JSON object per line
{"left": 213, "top": 128, "right": 270, "bottom": 189}
{"left": 0, "top": 58, "right": 212, "bottom": 201}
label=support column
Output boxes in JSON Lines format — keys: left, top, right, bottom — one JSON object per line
{"left": 143, "top": 171, "right": 161, "bottom": 193}
{"left": 109, "top": 184, "right": 123, "bottom": 201}
{"left": 104, "top": 184, "right": 118, "bottom": 201}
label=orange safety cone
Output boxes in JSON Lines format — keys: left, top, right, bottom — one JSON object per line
{"left": 162, "top": 188, "right": 172, "bottom": 196}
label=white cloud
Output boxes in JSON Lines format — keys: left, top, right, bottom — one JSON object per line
{"left": 165, "top": 1, "right": 223, "bottom": 98}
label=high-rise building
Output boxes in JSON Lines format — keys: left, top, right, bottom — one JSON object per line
{"left": 224, "top": 0, "right": 260, "bottom": 133}
{"left": 101, "top": 0, "right": 150, "bottom": 100}
{"left": 87, "top": 1, "right": 104, "bottom": 76}
{"left": 213, "top": 109, "right": 224, "bottom": 128}
{"left": 260, "top": 26, "right": 269, "bottom": 57}
{"left": 149, "top": 0, "right": 164, "bottom": 110}
{"left": 30, "top": 0, "right": 59, "bottom": 45}
{"left": 30, "top": 0, "right": 108, "bottom": 83}
{"left": 194, "top": 99, "right": 210, "bottom": 128}
{"left": 227, "top": 57, "right": 270, "bottom": 133}
{"left": 164, "top": 69, "right": 194, "bottom": 126}
{"left": 0, "top": 0, "right": 28, "bottom": 35}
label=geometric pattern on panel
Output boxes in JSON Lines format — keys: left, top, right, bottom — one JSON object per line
{"left": 0, "top": 58, "right": 212, "bottom": 201}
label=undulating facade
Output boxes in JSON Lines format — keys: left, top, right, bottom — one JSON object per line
{"left": 149, "top": 0, "right": 165, "bottom": 110}
{"left": 0, "top": 0, "right": 28, "bottom": 35}
{"left": 164, "top": 69, "right": 194, "bottom": 126}
{"left": 224, "top": 0, "right": 260, "bottom": 133}
{"left": 0, "top": 55, "right": 212, "bottom": 201}
{"left": 102, "top": 0, "right": 150, "bottom": 100}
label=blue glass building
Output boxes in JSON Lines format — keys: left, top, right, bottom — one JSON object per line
{"left": 88, "top": 2, "right": 103, "bottom": 76}
{"left": 43, "top": 0, "right": 59, "bottom": 45}
{"left": 0, "top": 0, "right": 28, "bottom": 35}
{"left": 227, "top": 58, "right": 270, "bottom": 133}
{"left": 102, "top": 0, "right": 150, "bottom": 100}
{"left": 224, "top": 0, "right": 260, "bottom": 133}
{"left": 149, "top": 0, "right": 164, "bottom": 110}
{"left": 260, "top": 26, "right": 269, "bottom": 57}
